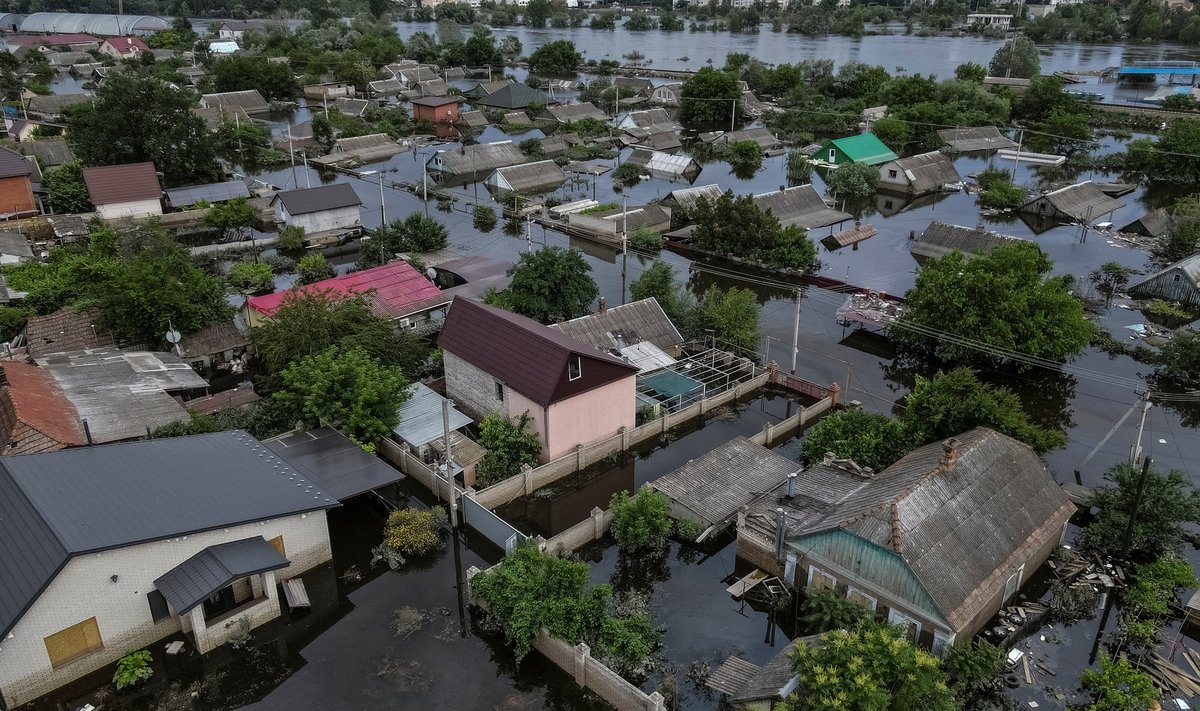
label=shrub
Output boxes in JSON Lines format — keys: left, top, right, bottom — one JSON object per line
{"left": 613, "top": 162, "right": 643, "bottom": 184}
{"left": 113, "top": 649, "right": 153, "bottom": 690}
{"left": 610, "top": 488, "right": 672, "bottom": 551}
{"left": 374, "top": 507, "right": 446, "bottom": 568}
{"left": 473, "top": 205, "right": 498, "bottom": 231}
{"left": 627, "top": 227, "right": 663, "bottom": 250}
{"left": 825, "top": 162, "right": 879, "bottom": 199}
{"left": 277, "top": 225, "right": 306, "bottom": 251}
{"left": 296, "top": 253, "right": 335, "bottom": 285}
{"left": 226, "top": 260, "right": 274, "bottom": 293}
{"left": 476, "top": 412, "right": 542, "bottom": 487}
{"left": 799, "top": 588, "right": 872, "bottom": 633}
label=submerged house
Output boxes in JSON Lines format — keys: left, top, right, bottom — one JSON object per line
{"left": 82, "top": 162, "right": 162, "bottom": 219}
{"left": 752, "top": 185, "right": 852, "bottom": 230}
{"left": 625, "top": 147, "right": 701, "bottom": 183}
{"left": 425, "top": 141, "right": 527, "bottom": 182}
{"left": 937, "top": 126, "right": 1017, "bottom": 152}
{"left": 1128, "top": 253, "right": 1200, "bottom": 307}
{"left": 484, "top": 160, "right": 567, "bottom": 195}
{"left": 876, "top": 151, "right": 960, "bottom": 196}
{"left": 0, "top": 432, "right": 337, "bottom": 708}
{"left": 737, "top": 428, "right": 1075, "bottom": 652}
{"left": 270, "top": 183, "right": 362, "bottom": 234}
{"left": 816, "top": 133, "right": 898, "bottom": 166}
{"left": 1018, "top": 181, "right": 1124, "bottom": 226}
{"left": 1119, "top": 208, "right": 1174, "bottom": 238}
{"left": 542, "top": 101, "right": 607, "bottom": 124}
{"left": 909, "top": 221, "right": 1024, "bottom": 264}
{"left": 199, "top": 89, "right": 270, "bottom": 115}
{"left": 439, "top": 297, "right": 638, "bottom": 462}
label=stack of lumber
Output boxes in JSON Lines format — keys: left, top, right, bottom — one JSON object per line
{"left": 1127, "top": 651, "right": 1200, "bottom": 698}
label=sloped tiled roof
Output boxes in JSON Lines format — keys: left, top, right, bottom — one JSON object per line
{"left": 753, "top": 185, "right": 852, "bottom": 230}
{"left": 102, "top": 36, "right": 148, "bottom": 55}
{"left": 473, "top": 82, "right": 552, "bottom": 109}
{"left": 23, "top": 307, "right": 114, "bottom": 358}
{"left": 910, "top": 221, "right": 1023, "bottom": 262}
{"left": 0, "top": 147, "right": 31, "bottom": 179}
{"left": 438, "top": 297, "right": 637, "bottom": 407}
{"left": 246, "top": 260, "right": 442, "bottom": 320}
{"left": 0, "top": 361, "right": 86, "bottom": 450}
{"left": 82, "top": 161, "right": 161, "bottom": 206}
{"left": 884, "top": 151, "right": 960, "bottom": 194}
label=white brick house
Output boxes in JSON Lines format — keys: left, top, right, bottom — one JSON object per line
{"left": 0, "top": 431, "right": 338, "bottom": 709}
{"left": 270, "top": 183, "right": 362, "bottom": 234}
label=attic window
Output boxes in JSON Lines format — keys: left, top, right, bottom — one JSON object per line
{"left": 1174, "top": 273, "right": 1182, "bottom": 282}
{"left": 568, "top": 356, "right": 582, "bottom": 381}
{"left": 888, "top": 170, "right": 898, "bottom": 179}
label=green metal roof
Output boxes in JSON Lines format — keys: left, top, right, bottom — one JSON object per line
{"left": 825, "top": 133, "right": 898, "bottom": 165}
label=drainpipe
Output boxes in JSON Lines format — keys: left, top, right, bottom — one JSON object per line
{"left": 774, "top": 507, "right": 786, "bottom": 562}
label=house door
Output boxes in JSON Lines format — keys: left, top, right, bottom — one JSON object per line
{"left": 203, "top": 586, "right": 237, "bottom": 620}
{"left": 829, "top": 149, "right": 837, "bottom": 162}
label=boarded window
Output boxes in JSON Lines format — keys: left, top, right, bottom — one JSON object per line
{"left": 268, "top": 535, "right": 286, "bottom": 558}
{"left": 147, "top": 590, "right": 170, "bottom": 622}
{"left": 44, "top": 617, "right": 104, "bottom": 669}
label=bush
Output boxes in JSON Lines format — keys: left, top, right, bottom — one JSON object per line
{"left": 799, "top": 589, "right": 872, "bottom": 633}
{"left": 374, "top": 507, "right": 446, "bottom": 568}
{"left": 277, "top": 225, "right": 306, "bottom": 251}
{"left": 610, "top": 488, "right": 672, "bottom": 551}
{"left": 113, "top": 649, "right": 153, "bottom": 690}
{"left": 226, "top": 260, "right": 275, "bottom": 293}
{"left": 0, "top": 305, "right": 31, "bottom": 342}
{"left": 976, "top": 168, "right": 1028, "bottom": 210}
{"left": 613, "top": 162, "right": 643, "bottom": 184}
{"left": 627, "top": 227, "right": 663, "bottom": 250}
{"left": 296, "top": 253, "right": 335, "bottom": 285}
{"left": 476, "top": 412, "right": 542, "bottom": 487}
{"left": 473, "top": 205, "right": 498, "bottom": 231}
{"left": 825, "top": 162, "right": 879, "bottom": 199}
{"left": 801, "top": 409, "right": 912, "bottom": 471}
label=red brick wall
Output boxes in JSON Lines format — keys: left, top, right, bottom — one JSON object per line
{"left": 0, "top": 176, "right": 36, "bottom": 216}
{"left": 413, "top": 104, "right": 460, "bottom": 124}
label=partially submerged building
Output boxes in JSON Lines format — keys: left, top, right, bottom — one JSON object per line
{"left": 425, "top": 141, "right": 527, "bottom": 182}
{"left": 876, "top": 151, "right": 960, "bottom": 196}
{"left": 439, "top": 297, "right": 638, "bottom": 462}
{"left": 270, "top": 183, "right": 362, "bottom": 235}
{"left": 1018, "top": 181, "right": 1125, "bottom": 226}
{"left": 909, "top": 221, "right": 1024, "bottom": 264}
{"left": 1128, "top": 253, "right": 1200, "bottom": 307}
{"left": 625, "top": 147, "right": 701, "bottom": 183}
{"left": 0, "top": 432, "right": 337, "bottom": 708}
{"left": 816, "top": 133, "right": 898, "bottom": 166}
{"left": 1119, "top": 208, "right": 1174, "bottom": 238}
{"left": 542, "top": 101, "right": 607, "bottom": 124}
{"left": 199, "top": 89, "right": 270, "bottom": 115}
{"left": 81, "top": 161, "right": 162, "bottom": 219}
{"left": 753, "top": 185, "right": 852, "bottom": 230}
{"left": 737, "top": 428, "right": 1075, "bottom": 651}
{"left": 937, "top": 126, "right": 1017, "bottom": 152}
{"left": 698, "top": 127, "right": 783, "bottom": 154}
{"left": 484, "top": 160, "right": 567, "bottom": 195}
{"left": 472, "top": 82, "right": 553, "bottom": 110}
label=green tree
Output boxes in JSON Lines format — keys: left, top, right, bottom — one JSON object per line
{"left": 954, "top": 62, "right": 987, "bottom": 82}
{"left": 825, "top": 161, "right": 880, "bottom": 199}
{"left": 976, "top": 167, "right": 1028, "bottom": 210}
{"left": 1083, "top": 462, "right": 1200, "bottom": 560}
{"left": 226, "top": 260, "right": 274, "bottom": 293}
{"left": 0, "top": 306, "right": 31, "bottom": 342}
{"left": 801, "top": 408, "right": 913, "bottom": 471}
{"left": 1148, "top": 118, "right": 1200, "bottom": 183}
{"left": 1031, "top": 107, "right": 1092, "bottom": 154}
{"left": 498, "top": 35, "right": 522, "bottom": 58}
{"left": 988, "top": 36, "right": 1041, "bottom": 79}
{"left": 1088, "top": 262, "right": 1136, "bottom": 303}
{"left": 528, "top": 39, "right": 581, "bottom": 75}
{"left": 692, "top": 286, "right": 761, "bottom": 353}
{"left": 680, "top": 67, "right": 742, "bottom": 125}
{"left": 899, "top": 368, "right": 1065, "bottom": 455}
{"left": 692, "top": 191, "right": 816, "bottom": 271}
{"left": 486, "top": 247, "right": 598, "bottom": 323}
{"left": 1154, "top": 331, "right": 1200, "bottom": 389}
{"left": 799, "top": 589, "right": 872, "bottom": 633}
{"left": 524, "top": 0, "right": 553, "bottom": 27}
{"left": 943, "top": 640, "right": 1006, "bottom": 709}
{"left": 476, "top": 412, "right": 542, "bottom": 487}
{"left": 249, "top": 290, "right": 427, "bottom": 374}
{"left": 43, "top": 161, "right": 93, "bottom": 214}
{"left": 781, "top": 624, "right": 957, "bottom": 711}
{"left": 296, "top": 253, "right": 335, "bottom": 285}
{"left": 203, "top": 198, "right": 257, "bottom": 241}
{"left": 1079, "top": 657, "right": 1159, "bottom": 711}
{"left": 1154, "top": 194, "right": 1200, "bottom": 265}
{"left": 609, "top": 488, "right": 672, "bottom": 551}
{"left": 277, "top": 225, "right": 306, "bottom": 251}
{"left": 723, "top": 139, "right": 763, "bottom": 171}
{"left": 67, "top": 73, "right": 218, "bottom": 186}
{"left": 629, "top": 261, "right": 693, "bottom": 327}
{"left": 211, "top": 55, "right": 300, "bottom": 100}
{"left": 895, "top": 242, "right": 1094, "bottom": 365}
{"left": 359, "top": 214, "right": 450, "bottom": 268}
{"left": 463, "top": 26, "right": 502, "bottom": 66}
{"left": 276, "top": 346, "right": 409, "bottom": 445}
{"left": 873, "top": 117, "right": 912, "bottom": 151}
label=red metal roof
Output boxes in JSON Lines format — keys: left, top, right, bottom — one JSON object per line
{"left": 82, "top": 162, "right": 161, "bottom": 206}
{"left": 245, "top": 261, "right": 443, "bottom": 319}
{"left": 102, "top": 36, "right": 149, "bottom": 55}
{"left": 0, "top": 361, "right": 86, "bottom": 447}
{"left": 437, "top": 297, "right": 637, "bottom": 407}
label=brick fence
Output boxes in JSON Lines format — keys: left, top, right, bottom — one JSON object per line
{"left": 543, "top": 506, "right": 614, "bottom": 555}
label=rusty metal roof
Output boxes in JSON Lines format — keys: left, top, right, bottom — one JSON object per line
{"left": 82, "top": 161, "right": 160, "bottom": 206}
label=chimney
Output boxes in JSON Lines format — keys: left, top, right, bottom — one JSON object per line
{"left": 941, "top": 437, "right": 960, "bottom": 468}
{"left": 598, "top": 296, "right": 607, "bottom": 315}
{"left": 785, "top": 472, "right": 797, "bottom": 498}
{"left": 822, "top": 451, "right": 835, "bottom": 466}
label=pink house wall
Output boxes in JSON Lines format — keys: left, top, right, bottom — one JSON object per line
{"left": 506, "top": 377, "right": 636, "bottom": 463}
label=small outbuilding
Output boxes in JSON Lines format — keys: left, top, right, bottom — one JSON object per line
{"left": 270, "top": 183, "right": 362, "bottom": 234}
{"left": 472, "top": 82, "right": 553, "bottom": 110}
{"left": 82, "top": 161, "right": 162, "bottom": 219}
{"left": 1128, "top": 253, "right": 1200, "bottom": 307}
{"left": 625, "top": 147, "right": 701, "bottom": 183}
{"left": 1119, "top": 208, "right": 1174, "bottom": 238}
{"left": 877, "top": 151, "right": 960, "bottom": 196}
{"left": 411, "top": 95, "right": 460, "bottom": 124}
{"left": 817, "top": 133, "right": 898, "bottom": 166}
{"left": 425, "top": 141, "right": 527, "bottom": 181}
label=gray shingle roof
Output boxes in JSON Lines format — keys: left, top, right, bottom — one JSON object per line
{"left": 651, "top": 436, "right": 799, "bottom": 528}
{"left": 0, "top": 431, "right": 337, "bottom": 637}
{"left": 550, "top": 297, "right": 682, "bottom": 354}
{"left": 17, "top": 139, "right": 74, "bottom": 168}
{"left": 473, "top": 82, "right": 552, "bottom": 109}
{"left": 154, "top": 536, "right": 290, "bottom": 614}
{"left": 486, "top": 160, "right": 566, "bottom": 194}
{"left": 1120, "top": 208, "right": 1173, "bottom": 238}
{"left": 428, "top": 141, "right": 527, "bottom": 176}
{"left": 1022, "top": 181, "right": 1125, "bottom": 222}
{"left": 544, "top": 102, "right": 607, "bottom": 123}
{"left": 753, "top": 185, "right": 852, "bottom": 230}
{"left": 201, "top": 89, "right": 270, "bottom": 114}
{"left": 0, "top": 146, "right": 31, "bottom": 179}
{"left": 910, "top": 221, "right": 1023, "bottom": 262}
{"left": 271, "top": 183, "right": 361, "bottom": 216}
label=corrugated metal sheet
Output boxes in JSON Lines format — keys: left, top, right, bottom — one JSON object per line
{"left": 1120, "top": 208, "right": 1173, "bottom": 238}
{"left": 200, "top": 89, "right": 269, "bottom": 114}
{"left": 392, "top": 383, "right": 473, "bottom": 446}
{"left": 545, "top": 102, "right": 607, "bottom": 123}
{"left": 662, "top": 184, "right": 722, "bottom": 211}
{"left": 265, "top": 426, "right": 405, "bottom": 501}
{"left": 909, "top": 221, "right": 1023, "bottom": 262}
{"left": 625, "top": 148, "right": 700, "bottom": 181}
{"left": 550, "top": 297, "right": 683, "bottom": 353}
{"left": 164, "top": 179, "right": 251, "bottom": 207}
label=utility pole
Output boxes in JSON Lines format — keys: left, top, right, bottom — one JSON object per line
{"left": 730, "top": 97, "right": 737, "bottom": 133}
{"left": 422, "top": 158, "right": 429, "bottom": 215}
{"left": 1130, "top": 394, "right": 1152, "bottom": 465}
{"left": 621, "top": 195, "right": 628, "bottom": 304}
{"left": 378, "top": 171, "right": 386, "bottom": 226}
{"left": 442, "top": 399, "right": 458, "bottom": 528}
{"left": 790, "top": 288, "right": 801, "bottom": 375}
{"left": 1119, "top": 457, "right": 1154, "bottom": 560}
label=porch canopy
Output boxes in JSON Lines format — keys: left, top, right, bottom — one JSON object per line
{"left": 154, "top": 537, "right": 289, "bottom": 614}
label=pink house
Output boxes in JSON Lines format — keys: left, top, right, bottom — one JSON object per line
{"left": 99, "top": 36, "right": 150, "bottom": 59}
{"left": 438, "top": 297, "right": 637, "bottom": 463}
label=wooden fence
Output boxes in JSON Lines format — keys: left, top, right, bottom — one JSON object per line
{"left": 471, "top": 372, "right": 771, "bottom": 510}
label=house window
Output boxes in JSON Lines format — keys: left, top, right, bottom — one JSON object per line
{"left": 495, "top": 381, "right": 505, "bottom": 402}
{"left": 828, "top": 149, "right": 837, "bottom": 162}
{"left": 888, "top": 170, "right": 898, "bottom": 179}
{"left": 1173, "top": 273, "right": 1182, "bottom": 282}
{"left": 147, "top": 590, "right": 171, "bottom": 623}
{"left": 888, "top": 609, "right": 921, "bottom": 643}
{"left": 846, "top": 587, "right": 878, "bottom": 611}
{"left": 807, "top": 566, "right": 836, "bottom": 591}
{"left": 568, "top": 356, "right": 582, "bottom": 381}
{"left": 1003, "top": 563, "right": 1025, "bottom": 602}
{"left": 932, "top": 630, "right": 953, "bottom": 657}
{"left": 44, "top": 617, "right": 104, "bottom": 669}
{"left": 268, "top": 535, "right": 286, "bottom": 558}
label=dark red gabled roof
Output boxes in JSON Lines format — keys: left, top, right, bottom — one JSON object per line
{"left": 438, "top": 297, "right": 637, "bottom": 407}
{"left": 0, "top": 361, "right": 86, "bottom": 448}
{"left": 102, "top": 36, "right": 149, "bottom": 55}
{"left": 82, "top": 162, "right": 161, "bottom": 206}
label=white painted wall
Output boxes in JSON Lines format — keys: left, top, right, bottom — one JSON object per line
{"left": 96, "top": 198, "right": 162, "bottom": 220}
{"left": 276, "top": 203, "right": 361, "bottom": 233}
{"left": 0, "top": 513, "right": 331, "bottom": 709}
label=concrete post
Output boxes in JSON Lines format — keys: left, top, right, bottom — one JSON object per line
{"left": 765, "top": 422, "right": 775, "bottom": 446}
{"left": 699, "top": 396, "right": 707, "bottom": 415}
{"left": 829, "top": 382, "right": 841, "bottom": 407}
{"left": 465, "top": 565, "right": 480, "bottom": 600}
{"left": 574, "top": 642, "right": 590, "bottom": 685}
{"left": 591, "top": 506, "right": 604, "bottom": 539}
{"left": 661, "top": 412, "right": 669, "bottom": 433}
{"left": 620, "top": 425, "right": 629, "bottom": 450}
{"left": 521, "top": 464, "right": 533, "bottom": 496}
{"left": 648, "top": 691, "right": 666, "bottom": 711}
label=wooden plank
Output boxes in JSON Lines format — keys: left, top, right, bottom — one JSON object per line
{"left": 1022, "top": 655, "right": 1033, "bottom": 685}
{"left": 726, "top": 569, "right": 769, "bottom": 599}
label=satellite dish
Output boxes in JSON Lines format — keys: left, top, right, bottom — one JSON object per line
{"left": 165, "top": 328, "right": 181, "bottom": 344}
